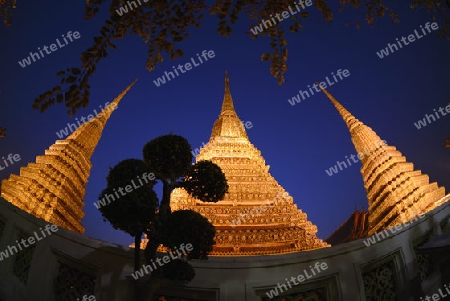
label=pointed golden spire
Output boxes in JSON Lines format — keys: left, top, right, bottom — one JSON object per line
{"left": 317, "top": 83, "right": 386, "bottom": 163}
{"left": 319, "top": 84, "right": 446, "bottom": 235}
{"left": 168, "top": 77, "right": 330, "bottom": 256}
{"left": 67, "top": 78, "right": 137, "bottom": 159}
{"left": 210, "top": 72, "right": 248, "bottom": 140}
{"left": 0, "top": 79, "right": 137, "bottom": 234}
{"left": 220, "top": 70, "right": 235, "bottom": 114}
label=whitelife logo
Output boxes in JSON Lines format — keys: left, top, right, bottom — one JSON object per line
{"left": 0, "top": 224, "right": 59, "bottom": 261}
{"left": 130, "top": 243, "right": 193, "bottom": 280}
{"left": 152, "top": 50, "right": 216, "bottom": 87}
{"left": 413, "top": 104, "right": 450, "bottom": 129}
{"left": 93, "top": 172, "right": 156, "bottom": 209}
{"left": 265, "top": 261, "right": 328, "bottom": 298}
{"left": 18, "top": 31, "right": 81, "bottom": 68}
{"left": 0, "top": 153, "right": 21, "bottom": 171}
{"left": 250, "top": 0, "right": 313, "bottom": 35}
{"left": 229, "top": 192, "right": 289, "bottom": 227}
{"left": 376, "top": 22, "right": 439, "bottom": 59}
{"left": 115, "top": 0, "right": 148, "bottom": 16}
{"left": 287, "top": 69, "right": 350, "bottom": 106}
{"left": 324, "top": 140, "right": 387, "bottom": 176}
{"left": 191, "top": 120, "right": 253, "bottom": 157}
{"left": 362, "top": 210, "right": 425, "bottom": 247}
{"left": 56, "top": 102, "right": 117, "bottom": 139}
{"left": 420, "top": 282, "right": 450, "bottom": 301}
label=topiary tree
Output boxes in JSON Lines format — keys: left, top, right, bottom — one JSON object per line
{"left": 97, "top": 158, "right": 158, "bottom": 272}
{"left": 98, "top": 134, "right": 228, "bottom": 301}
{"left": 141, "top": 134, "right": 228, "bottom": 300}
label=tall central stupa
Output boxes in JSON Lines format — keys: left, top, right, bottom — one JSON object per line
{"left": 170, "top": 72, "right": 329, "bottom": 256}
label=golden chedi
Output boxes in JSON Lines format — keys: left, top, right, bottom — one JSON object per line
{"left": 170, "top": 72, "right": 330, "bottom": 256}
{"left": 319, "top": 84, "right": 446, "bottom": 236}
{"left": 0, "top": 80, "right": 137, "bottom": 234}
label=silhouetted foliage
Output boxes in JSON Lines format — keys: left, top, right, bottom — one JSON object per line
{"left": 98, "top": 158, "right": 158, "bottom": 273}
{"left": 181, "top": 160, "right": 229, "bottom": 203}
{"left": 143, "top": 134, "right": 193, "bottom": 181}
{"left": 98, "top": 159, "right": 157, "bottom": 236}
{"left": 160, "top": 210, "right": 216, "bottom": 260}
{"left": 162, "top": 259, "right": 196, "bottom": 283}
{"left": 98, "top": 185, "right": 157, "bottom": 235}
{"left": 0, "top": 0, "right": 443, "bottom": 115}
{"left": 97, "top": 134, "right": 228, "bottom": 300}
{"left": 0, "top": 0, "right": 15, "bottom": 27}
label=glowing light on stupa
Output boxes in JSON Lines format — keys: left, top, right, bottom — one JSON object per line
{"left": 1, "top": 80, "right": 137, "bottom": 233}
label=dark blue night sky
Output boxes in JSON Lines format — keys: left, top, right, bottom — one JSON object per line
{"left": 1, "top": 0, "right": 449, "bottom": 246}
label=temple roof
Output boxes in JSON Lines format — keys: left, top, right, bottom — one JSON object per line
{"left": 319, "top": 84, "right": 447, "bottom": 235}
{"left": 325, "top": 208, "right": 369, "bottom": 245}
{"left": 0, "top": 80, "right": 137, "bottom": 233}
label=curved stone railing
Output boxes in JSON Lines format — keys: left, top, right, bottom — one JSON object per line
{"left": 0, "top": 195, "right": 449, "bottom": 301}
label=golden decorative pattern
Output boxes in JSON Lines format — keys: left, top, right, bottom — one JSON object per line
{"left": 170, "top": 72, "right": 330, "bottom": 255}
{"left": 319, "top": 85, "right": 446, "bottom": 236}
{"left": 0, "top": 80, "right": 137, "bottom": 234}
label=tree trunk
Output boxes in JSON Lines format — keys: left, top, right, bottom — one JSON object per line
{"left": 159, "top": 180, "right": 172, "bottom": 216}
{"left": 140, "top": 269, "right": 163, "bottom": 301}
{"left": 143, "top": 239, "right": 163, "bottom": 301}
{"left": 134, "top": 233, "right": 142, "bottom": 272}
{"left": 142, "top": 181, "right": 173, "bottom": 300}
{"left": 134, "top": 234, "right": 141, "bottom": 272}
{"left": 134, "top": 234, "right": 142, "bottom": 301}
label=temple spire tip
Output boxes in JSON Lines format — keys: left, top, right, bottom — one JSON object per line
{"left": 225, "top": 70, "right": 230, "bottom": 90}
{"left": 220, "top": 71, "right": 234, "bottom": 114}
